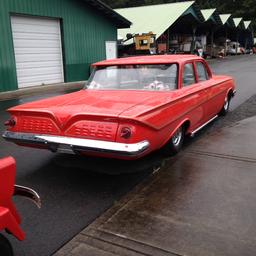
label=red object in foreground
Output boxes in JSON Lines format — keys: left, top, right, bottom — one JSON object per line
{"left": 3, "top": 55, "right": 236, "bottom": 160}
{"left": 0, "top": 157, "right": 40, "bottom": 255}
{"left": 0, "top": 157, "right": 24, "bottom": 241}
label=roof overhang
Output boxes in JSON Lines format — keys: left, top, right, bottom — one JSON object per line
{"left": 116, "top": 1, "right": 205, "bottom": 43}
{"left": 82, "top": 0, "right": 131, "bottom": 28}
{"left": 219, "top": 14, "right": 232, "bottom": 25}
{"left": 233, "top": 17, "right": 245, "bottom": 29}
{"left": 201, "top": 8, "right": 222, "bottom": 25}
{"left": 244, "top": 20, "right": 252, "bottom": 30}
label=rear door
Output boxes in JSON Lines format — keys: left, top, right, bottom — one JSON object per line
{"left": 180, "top": 62, "right": 209, "bottom": 130}
{"left": 195, "top": 61, "right": 224, "bottom": 118}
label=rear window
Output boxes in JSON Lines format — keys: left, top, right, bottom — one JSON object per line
{"left": 87, "top": 64, "right": 178, "bottom": 91}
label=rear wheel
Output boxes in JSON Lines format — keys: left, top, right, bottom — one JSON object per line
{"left": 219, "top": 96, "right": 230, "bottom": 116}
{"left": 162, "top": 126, "right": 185, "bottom": 156}
{"left": 0, "top": 234, "right": 13, "bottom": 256}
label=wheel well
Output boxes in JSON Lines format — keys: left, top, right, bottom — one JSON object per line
{"left": 228, "top": 89, "right": 233, "bottom": 100}
{"left": 182, "top": 120, "right": 190, "bottom": 135}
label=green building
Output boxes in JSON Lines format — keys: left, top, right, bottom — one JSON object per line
{"left": 0, "top": 0, "right": 130, "bottom": 92}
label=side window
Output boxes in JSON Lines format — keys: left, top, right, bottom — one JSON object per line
{"left": 183, "top": 63, "right": 196, "bottom": 87}
{"left": 196, "top": 62, "right": 209, "bottom": 81}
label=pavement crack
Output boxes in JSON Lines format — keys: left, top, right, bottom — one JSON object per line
{"left": 88, "top": 228, "right": 184, "bottom": 256}
{"left": 187, "top": 150, "right": 256, "bottom": 163}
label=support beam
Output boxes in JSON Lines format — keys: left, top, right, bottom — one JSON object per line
{"left": 210, "top": 29, "right": 214, "bottom": 57}
{"left": 190, "top": 27, "right": 197, "bottom": 54}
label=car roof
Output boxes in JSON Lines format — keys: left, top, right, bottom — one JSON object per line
{"left": 93, "top": 54, "right": 202, "bottom": 66}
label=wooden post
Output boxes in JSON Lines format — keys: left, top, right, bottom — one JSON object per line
{"left": 210, "top": 29, "right": 214, "bottom": 58}
{"left": 225, "top": 28, "right": 228, "bottom": 56}
{"left": 236, "top": 31, "right": 239, "bottom": 55}
{"left": 190, "top": 27, "right": 196, "bottom": 54}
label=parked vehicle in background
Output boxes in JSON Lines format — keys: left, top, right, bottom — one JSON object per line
{"left": 3, "top": 55, "right": 236, "bottom": 161}
{"left": 227, "top": 41, "right": 245, "bottom": 55}
{"left": 0, "top": 157, "right": 40, "bottom": 256}
{"left": 118, "top": 32, "right": 157, "bottom": 56}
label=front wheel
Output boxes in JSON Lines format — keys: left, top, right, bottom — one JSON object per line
{"left": 219, "top": 96, "right": 230, "bottom": 116}
{"left": 0, "top": 234, "right": 14, "bottom": 256}
{"left": 162, "top": 126, "right": 185, "bottom": 156}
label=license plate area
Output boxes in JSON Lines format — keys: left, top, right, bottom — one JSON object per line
{"left": 56, "top": 144, "right": 75, "bottom": 154}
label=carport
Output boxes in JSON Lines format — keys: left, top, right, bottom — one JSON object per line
{"left": 115, "top": 1, "right": 204, "bottom": 54}
{"left": 230, "top": 17, "right": 246, "bottom": 52}
{"left": 196, "top": 9, "right": 223, "bottom": 57}
{"left": 215, "top": 14, "right": 235, "bottom": 55}
{"left": 239, "top": 21, "right": 253, "bottom": 50}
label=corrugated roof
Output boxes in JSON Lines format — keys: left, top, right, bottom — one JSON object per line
{"left": 115, "top": 1, "right": 197, "bottom": 41}
{"left": 219, "top": 14, "right": 232, "bottom": 25}
{"left": 82, "top": 0, "right": 131, "bottom": 28}
{"left": 201, "top": 8, "right": 222, "bottom": 25}
{"left": 233, "top": 17, "right": 243, "bottom": 27}
{"left": 244, "top": 20, "right": 252, "bottom": 29}
{"left": 201, "top": 8, "right": 216, "bottom": 21}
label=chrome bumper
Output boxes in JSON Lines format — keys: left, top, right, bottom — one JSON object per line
{"left": 2, "top": 131, "right": 150, "bottom": 157}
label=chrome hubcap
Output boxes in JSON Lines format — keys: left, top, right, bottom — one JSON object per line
{"left": 224, "top": 97, "right": 229, "bottom": 111}
{"left": 172, "top": 128, "right": 182, "bottom": 146}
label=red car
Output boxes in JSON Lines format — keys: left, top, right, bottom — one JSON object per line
{"left": 0, "top": 157, "right": 40, "bottom": 255}
{"left": 3, "top": 55, "right": 235, "bottom": 159}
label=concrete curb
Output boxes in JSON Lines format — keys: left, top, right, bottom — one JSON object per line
{"left": 0, "top": 81, "right": 85, "bottom": 101}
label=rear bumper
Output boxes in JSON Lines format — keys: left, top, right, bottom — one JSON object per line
{"left": 2, "top": 131, "right": 150, "bottom": 158}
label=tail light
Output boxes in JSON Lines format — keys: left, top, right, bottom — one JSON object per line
{"left": 4, "top": 118, "right": 16, "bottom": 127}
{"left": 120, "top": 127, "right": 132, "bottom": 139}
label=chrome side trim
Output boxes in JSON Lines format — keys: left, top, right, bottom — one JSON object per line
{"left": 191, "top": 115, "right": 218, "bottom": 136}
{"left": 2, "top": 131, "right": 150, "bottom": 157}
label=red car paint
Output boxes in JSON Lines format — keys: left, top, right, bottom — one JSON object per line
{"left": 3, "top": 55, "right": 235, "bottom": 159}
{"left": 0, "top": 157, "right": 25, "bottom": 241}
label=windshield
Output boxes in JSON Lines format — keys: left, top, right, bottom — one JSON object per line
{"left": 87, "top": 64, "right": 178, "bottom": 91}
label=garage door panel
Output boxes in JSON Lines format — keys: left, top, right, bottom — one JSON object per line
{"left": 13, "top": 32, "right": 60, "bottom": 40}
{"left": 16, "top": 61, "right": 62, "bottom": 69}
{"left": 15, "top": 47, "right": 61, "bottom": 55}
{"left": 11, "top": 16, "right": 64, "bottom": 88}
{"left": 12, "top": 24, "right": 59, "bottom": 34}
{"left": 18, "top": 79, "right": 63, "bottom": 88}
{"left": 13, "top": 39, "right": 61, "bottom": 49}
{"left": 18, "top": 74, "right": 63, "bottom": 84}
{"left": 17, "top": 67, "right": 63, "bottom": 78}
{"left": 15, "top": 53, "right": 62, "bottom": 63}
{"left": 11, "top": 16, "right": 60, "bottom": 26}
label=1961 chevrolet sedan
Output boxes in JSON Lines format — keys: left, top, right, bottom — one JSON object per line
{"left": 3, "top": 55, "right": 236, "bottom": 159}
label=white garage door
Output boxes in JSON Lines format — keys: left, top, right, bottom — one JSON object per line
{"left": 11, "top": 16, "right": 64, "bottom": 88}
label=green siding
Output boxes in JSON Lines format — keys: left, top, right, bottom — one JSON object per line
{"left": 0, "top": 0, "right": 117, "bottom": 92}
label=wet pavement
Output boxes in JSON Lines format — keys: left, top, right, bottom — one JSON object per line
{"left": 56, "top": 116, "right": 256, "bottom": 256}
{"left": 0, "top": 93, "right": 164, "bottom": 256}
{"left": 0, "top": 55, "right": 255, "bottom": 255}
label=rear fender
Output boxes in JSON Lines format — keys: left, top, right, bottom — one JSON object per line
{"left": 161, "top": 118, "right": 190, "bottom": 147}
